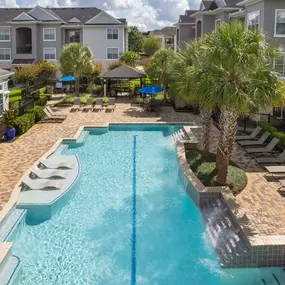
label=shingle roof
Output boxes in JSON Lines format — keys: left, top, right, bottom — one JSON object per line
{"left": 185, "top": 10, "right": 198, "bottom": 16}
{"left": 0, "top": 6, "right": 126, "bottom": 26}
{"left": 179, "top": 15, "right": 196, "bottom": 24}
{"left": 224, "top": 0, "right": 241, "bottom": 7}
{"left": 151, "top": 27, "right": 176, "bottom": 37}
{"left": 100, "top": 66, "right": 146, "bottom": 79}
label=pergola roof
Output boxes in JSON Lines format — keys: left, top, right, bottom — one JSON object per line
{"left": 100, "top": 65, "right": 146, "bottom": 79}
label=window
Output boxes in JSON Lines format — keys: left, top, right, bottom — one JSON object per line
{"left": 107, "top": 48, "right": 119, "bottom": 59}
{"left": 69, "top": 31, "right": 80, "bottom": 43}
{"left": 107, "top": 28, "right": 118, "bottom": 40}
{"left": 275, "top": 9, "right": 285, "bottom": 36}
{"left": 43, "top": 47, "right": 56, "bottom": 60}
{"left": 0, "top": 29, "right": 10, "bottom": 41}
{"left": 0, "top": 49, "right": 11, "bottom": 60}
{"left": 247, "top": 11, "right": 260, "bottom": 30}
{"left": 43, "top": 28, "right": 56, "bottom": 41}
{"left": 215, "top": 19, "right": 221, "bottom": 30}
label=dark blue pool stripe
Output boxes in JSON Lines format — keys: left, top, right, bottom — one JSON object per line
{"left": 131, "top": 135, "right": 137, "bottom": 285}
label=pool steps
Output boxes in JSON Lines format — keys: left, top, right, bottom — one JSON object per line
{"left": 0, "top": 255, "right": 21, "bottom": 285}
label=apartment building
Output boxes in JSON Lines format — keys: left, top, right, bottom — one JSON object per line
{"left": 0, "top": 6, "right": 128, "bottom": 70}
{"left": 143, "top": 27, "right": 177, "bottom": 51}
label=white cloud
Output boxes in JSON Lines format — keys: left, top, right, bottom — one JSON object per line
{"left": 14, "top": 0, "right": 200, "bottom": 30}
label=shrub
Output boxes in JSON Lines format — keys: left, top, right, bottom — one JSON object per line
{"left": 14, "top": 113, "right": 35, "bottom": 135}
{"left": 108, "top": 61, "right": 125, "bottom": 70}
{"left": 103, "top": 97, "right": 109, "bottom": 104}
{"left": 1, "top": 109, "right": 17, "bottom": 128}
{"left": 26, "top": 106, "right": 44, "bottom": 122}
{"left": 135, "top": 97, "right": 144, "bottom": 104}
{"left": 143, "top": 36, "right": 162, "bottom": 56}
{"left": 39, "top": 87, "right": 46, "bottom": 95}
{"left": 55, "top": 94, "right": 91, "bottom": 106}
{"left": 120, "top": 51, "right": 140, "bottom": 67}
{"left": 259, "top": 122, "right": 278, "bottom": 133}
{"left": 35, "top": 96, "right": 48, "bottom": 106}
{"left": 141, "top": 57, "right": 152, "bottom": 69}
{"left": 153, "top": 93, "right": 164, "bottom": 102}
{"left": 273, "top": 132, "right": 285, "bottom": 149}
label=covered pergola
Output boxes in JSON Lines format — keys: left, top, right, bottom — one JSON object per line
{"left": 100, "top": 65, "right": 147, "bottom": 97}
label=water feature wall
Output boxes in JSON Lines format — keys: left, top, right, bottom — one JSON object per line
{"left": 177, "top": 133, "right": 285, "bottom": 268}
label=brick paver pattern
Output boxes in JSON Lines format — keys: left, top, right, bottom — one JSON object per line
{"left": 0, "top": 102, "right": 283, "bottom": 237}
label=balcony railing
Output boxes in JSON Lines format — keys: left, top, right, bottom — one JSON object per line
{"left": 16, "top": 47, "right": 32, "bottom": 54}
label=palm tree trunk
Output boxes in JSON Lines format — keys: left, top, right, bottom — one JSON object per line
{"left": 75, "top": 77, "right": 80, "bottom": 96}
{"left": 200, "top": 106, "right": 212, "bottom": 155}
{"left": 216, "top": 107, "right": 239, "bottom": 185}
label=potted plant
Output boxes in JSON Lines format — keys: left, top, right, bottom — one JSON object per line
{"left": 1, "top": 109, "right": 16, "bottom": 140}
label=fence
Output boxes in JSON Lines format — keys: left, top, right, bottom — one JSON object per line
{"left": 9, "top": 98, "right": 36, "bottom": 116}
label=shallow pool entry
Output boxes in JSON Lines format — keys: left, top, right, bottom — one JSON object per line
{"left": 7, "top": 125, "right": 285, "bottom": 285}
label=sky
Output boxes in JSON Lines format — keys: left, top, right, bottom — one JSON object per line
{"left": 0, "top": 0, "right": 201, "bottom": 31}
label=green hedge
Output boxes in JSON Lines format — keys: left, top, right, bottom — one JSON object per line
{"left": 26, "top": 106, "right": 44, "bottom": 122}
{"left": 55, "top": 94, "right": 92, "bottom": 106}
{"left": 9, "top": 89, "right": 22, "bottom": 102}
{"left": 259, "top": 122, "right": 278, "bottom": 133}
{"left": 15, "top": 113, "right": 35, "bottom": 135}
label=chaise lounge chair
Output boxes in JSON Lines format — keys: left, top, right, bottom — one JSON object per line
{"left": 46, "top": 106, "right": 66, "bottom": 119}
{"left": 30, "top": 167, "right": 68, "bottom": 179}
{"left": 21, "top": 176, "right": 63, "bottom": 190}
{"left": 106, "top": 98, "right": 116, "bottom": 112}
{"left": 83, "top": 98, "right": 93, "bottom": 112}
{"left": 245, "top": 137, "right": 279, "bottom": 153}
{"left": 71, "top": 98, "right": 81, "bottom": 112}
{"left": 265, "top": 165, "right": 285, "bottom": 175}
{"left": 238, "top": 131, "right": 270, "bottom": 146}
{"left": 256, "top": 149, "right": 285, "bottom": 164}
{"left": 39, "top": 158, "right": 74, "bottom": 169}
{"left": 43, "top": 109, "right": 66, "bottom": 122}
{"left": 236, "top": 126, "right": 262, "bottom": 140}
{"left": 93, "top": 97, "right": 103, "bottom": 112}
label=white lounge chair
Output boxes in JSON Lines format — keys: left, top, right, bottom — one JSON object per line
{"left": 43, "top": 109, "right": 66, "bottom": 122}
{"left": 30, "top": 167, "right": 68, "bottom": 179}
{"left": 71, "top": 98, "right": 81, "bottom": 112}
{"left": 93, "top": 98, "right": 103, "bottom": 111}
{"left": 245, "top": 137, "right": 279, "bottom": 154}
{"left": 21, "top": 177, "right": 63, "bottom": 190}
{"left": 46, "top": 106, "right": 67, "bottom": 118}
{"left": 236, "top": 126, "right": 262, "bottom": 140}
{"left": 39, "top": 158, "right": 74, "bottom": 169}
{"left": 106, "top": 98, "right": 116, "bottom": 112}
{"left": 83, "top": 97, "right": 93, "bottom": 112}
{"left": 239, "top": 131, "right": 270, "bottom": 146}
{"left": 256, "top": 149, "right": 285, "bottom": 164}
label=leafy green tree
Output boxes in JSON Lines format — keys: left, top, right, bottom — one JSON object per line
{"left": 37, "top": 60, "right": 57, "bottom": 81}
{"left": 60, "top": 43, "right": 93, "bottom": 95}
{"left": 15, "top": 65, "right": 40, "bottom": 86}
{"left": 85, "top": 60, "right": 103, "bottom": 92}
{"left": 146, "top": 49, "right": 176, "bottom": 100}
{"left": 120, "top": 51, "right": 140, "bottom": 67}
{"left": 143, "top": 36, "right": 162, "bottom": 56}
{"left": 175, "top": 21, "right": 285, "bottom": 185}
{"left": 108, "top": 60, "right": 125, "bottom": 70}
{"left": 128, "top": 26, "right": 144, "bottom": 52}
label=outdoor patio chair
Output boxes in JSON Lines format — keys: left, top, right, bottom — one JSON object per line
{"left": 46, "top": 106, "right": 67, "bottom": 119}
{"left": 106, "top": 98, "right": 116, "bottom": 112}
{"left": 21, "top": 176, "right": 63, "bottom": 190}
{"left": 256, "top": 149, "right": 285, "bottom": 164}
{"left": 71, "top": 98, "right": 81, "bottom": 112}
{"left": 236, "top": 126, "right": 262, "bottom": 140}
{"left": 245, "top": 137, "right": 279, "bottom": 154}
{"left": 43, "top": 109, "right": 66, "bottom": 122}
{"left": 30, "top": 167, "right": 68, "bottom": 179}
{"left": 83, "top": 97, "right": 93, "bottom": 112}
{"left": 39, "top": 158, "right": 74, "bottom": 169}
{"left": 278, "top": 179, "right": 285, "bottom": 190}
{"left": 265, "top": 165, "right": 285, "bottom": 175}
{"left": 93, "top": 97, "right": 103, "bottom": 111}
{"left": 238, "top": 131, "right": 270, "bottom": 146}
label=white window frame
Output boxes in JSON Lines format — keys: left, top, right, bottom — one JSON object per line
{"left": 274, "top": 9, "right": 285, "bottom": 38}
{"left": 43, "top": 28, "right": 56, "bottom": 41}
{"left": 0, "top": 29, "right": 10, "bottom": 42}
{"left": 43, "top": 47, "right": 56, "bottom": 61}
{"left": 107, "top": 47, "right": 119, "bottom": 60}
{"left": 0, "top": 48, "right": 11, "bottom": 61}
{"left": 106, "top": 28, "right": 119, "bottom": 40}
{"left": 215, "top": 19, "right": 221, "bottom": 30}
{"left": 247, "top": 10, "right": 260, "bottom": 30}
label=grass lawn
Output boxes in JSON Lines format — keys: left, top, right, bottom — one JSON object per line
{"left": 9, "top": 89, "right": 22, "bottom": 103}
{"left": 186, "top": 148, "right": 247, "bottom": 195}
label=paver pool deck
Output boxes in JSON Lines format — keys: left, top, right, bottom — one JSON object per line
{"left": 0, "top": 103, "right": 284, "bottom": 238}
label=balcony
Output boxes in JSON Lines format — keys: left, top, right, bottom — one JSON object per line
{"left": 16, "top": 28, "right": 32, "bottom": 54}
{"left": 16, "top": 47, "right": 32, "bottom": 54}
{"left": 65, "top": 30, "right": 80, "bottom": 44}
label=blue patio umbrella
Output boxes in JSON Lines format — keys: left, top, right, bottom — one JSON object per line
{"left": 139, "top": 85, "right": 164, "bottom": 95}
{"left": 59, "top": 75, "right": 75, "bottom": 82}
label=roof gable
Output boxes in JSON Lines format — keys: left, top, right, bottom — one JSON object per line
{"left": 29, "top": 6, "right": 61, "bottom": 21}
{"left": 85, "top": 11, "right": 122, "bottom": 25}
{"left": 68, "top": 17, "right": 80, "bottom": 23}
{"left": 13, "top": 12, "right": 36, "bottom": 21}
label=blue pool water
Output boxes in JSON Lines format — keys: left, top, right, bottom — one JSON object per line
{"left": 11, "top": 125, "right": 285, "bottom": 284}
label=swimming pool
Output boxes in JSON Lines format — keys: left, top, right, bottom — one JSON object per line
{"left": 10, "top": 124, "right": 285, "bottom": 284}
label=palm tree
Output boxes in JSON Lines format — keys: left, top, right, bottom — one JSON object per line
{"left": 176, "top": 21, "right": 285, "bottom": 185}
{"left": 60, "top": 43, "right": 93, "bottom": 95}
{"left": 146, "top": 49, "right": 176, "bottom": 101}
{"left": 172, "top": 41, "right": 214, "bottom": 155}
